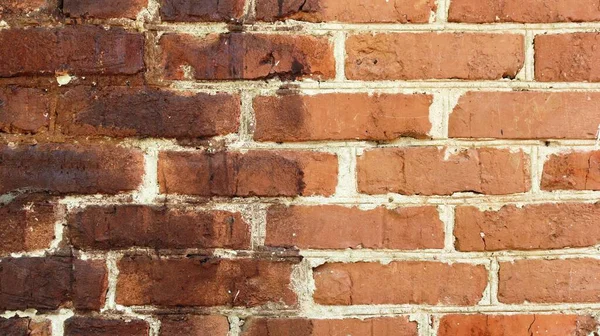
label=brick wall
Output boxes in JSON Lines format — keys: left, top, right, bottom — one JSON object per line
{"left": 1, "top": 0, "right": 600, "bottom": 335}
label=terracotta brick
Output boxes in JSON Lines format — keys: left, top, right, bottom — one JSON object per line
{"left": 0, "top": 26, "right": 144, "bottom": 77}
{"left": 0, "top": 143, "right": 144, "bottom": 195}
{"left": 63, "top": 0, "right": 147, "bottom": 19}
{"left": 438, "top": 314, "right": 598, "bottom": 336}
{"left": 455, "top": 203, "right": 600, "bottom": 251}
{"left": 64, "top": 317, "right": 149, "bottom": 336}
{"left": 313, "top": 261, "right": 487, "bottom": 305}
{"left": 57, "top": 86, "right": 240, "bottom": 139}
{"left": 265, "top": 205, "right": 444, "bottom": 250}
{"left": 449, "top": 0, "right": 600, "bottom": 23}
{"left": 255, "top": 0, "right": 436, "bottom": 23}
{"left": 68, "top": 205, "right": 251, "bottom": 250}
{"left": 242, "top": 317, "right": 418, "bottom": 336}
{"left": 116, "top": 256, "right": 298, "bottom": 307}
{"left": 450, "top": 91, "right": 600, "bottom": 139}
{"left": 542, "top": 150, "right": 600, "bottom": 191}
{"left": 0, "top": 317, "right": 51, "bottom": 336}
{"left": 535, "top": 33, "right": 600, "bottom": 82}
{"left": 0, "top": 193, "right": 57, "bottom": 255}
{"left": 0, "top": 0, "right": 55, "bottom": 22}
{"left": 253, "top": 93, "right": 433, "bottom": 142}
{"left": 346, "top": 33, "right": 524, "bottom": 80}
{"left": 357, "top": 147, "right": 530, "bottom": 196}
{"left": 159, "top": 33, "right": 334, "bottom": 80}
{"left": 158, "top": 150, "right": 338, "bottom": 197}
{"left": 159, "top": 315, "right": 229, "bottom": 336}
{"left": 159, "top": 0, "right": 245, "bottom": 22}
{"left": 499, "top": 259, "right": 600, "bottom": 303}
{"left": 0, "top": 87, "right": 51, "bottom": 134}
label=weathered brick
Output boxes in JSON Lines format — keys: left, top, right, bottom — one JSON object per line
{"left": 357, "top": 147, "right": 530, "bottom": 196}
{"left": 159, "top": 0, "right": 245, "bottom": 22}
{"left": 455, "top": 203, "right": 600, "bottom": 251}
{"left": 313, "top": 262, "right": 487, "bottom": 305}
{"left": 63, "top": 0, "right": 147, "bottom": 19}
{"left": 116, "top": 256, "right": 298, "bottom": 307}
{"left": 159, "top": 33, "right": 334, "bottom": 80}
{"left": 255, "top": 0, "right": 436, "bottom": 23}
{"left": 57, "top": 86, "right": 240, "bottom": 139}
{"left": 68, "top": 205, "right": 251, "bottom": 250}
{"left": 346, "top": 33, "right": 524, "bottom": 80}
{"left": 449, "top": 0, "right": 600, "bottom": 23}
{"left": 0, "top": 257, "right": 107, "bottom": 311}
{"left": 0, "top": 143, "right": 144, "bottom": 195}
{"left": 535, "top": 33, "right": 600, "bottom": 82}
{"left": 438, "top": 314, "right": 598, "bottom": 336}
{"left": 242, "top": 317, "right": 418, "bottom": 336}
{"left": 0, "top": 194, "right": 57, "bottom": 255}
{"left": 450, "top": 91, "right": 600, "bottom": 139}
{"left": 158, "top": 150, "right": 338, "bottom": 197}
{"left": 0, "top": 26, "right": 144, "bottom": 77}
{"left": 0, "top": 0, "right": 54, "bottom": 21}
{"left": 265, "top": 205, "right": 444, "bottom": 250}
{"left": 542, "top": 151, "right": 600, "bottom": 191}
{"left": 253, "top": 93, "right": 432, "bottom": 142}
{"left": 0, "top": 317, "right": 51, "bottom": 336}
{"left": 159, "top": 315, "right": 229, "bottom": 336}
{"left": 64, "top": 317, "right": 149, "bottom": 336}
{"left": 0, "top": 87, "right": 51, "bottom": 134}
{"left": 499, "top": 259, "right": 600, "bottom": 303}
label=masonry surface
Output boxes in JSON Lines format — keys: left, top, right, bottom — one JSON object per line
{"left": 1, "top": 0, "right": 600, "bottom": 335}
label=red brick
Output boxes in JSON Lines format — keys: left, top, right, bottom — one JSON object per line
{"left": 0, "top": 0, "right": 54, "bottom": 21}
{"left": 255, "top": 0, "right": 436, "bottom": 23}
{"left": 159, "top": 315, "right": 229, "bottom": 336}
{"left": 242, "top": 317, "right": 418, "bottom": 336}
{"left": 63, "top": 0, "right": 147, "bottom": 19}
{"left": 0, "top": 317, "right": 51, "bottom": 336}
{"left": 0, "top": 193, "right": 57, "bottom": 255}
{"left": 357, "top": 147, "right": 530, "bottom": 196}
{"left": 455, "top": 203, "right": 600, "bottom": 252}
{"left": 499, "top": 259, "right": 600, "bottom": 303}
{"left": 542, "top": 151, "right": 600, "bottom": 191}
{"left": 450, "top": 91, "right": 600, "bottom": 139}
{"left": 65, "top": 317, "right": 149, "bottom": 336}
{"left": 158, "top": 150, "right": 338, "bottom": 197}
{"left": 253, "top": 93, "right": 432, "bottom": 142}
{"left": 68, "top": 205, "right": 251, "bottom": 250}
{"left": 346, "top": 33, "right": 524, "bottom": 80}
{"left": 0, "top": 143, "right": 144, "bottom": 195}
{"left": 0, "top": 257, "right": 107, "bottom": 311}
{"left": 438, "top": 314, "right": 598, "bottom": 336}
{"left": 159, "top": 0, "right": 244, "bottom": 22}
{"left": 535, "top": 33, "right": 600, "bottom": 82}
{"left": 57, "top": 86, "right": 240, "bottom": 139}
{"left": 449, "top": 0, "right": 600, "bottom": 23}
{"left": 0, "top": 26, "right": 144, "bottom": 78}
{"left": 265, "top": 205, "right": 444, "bottom": 250}
{"left": 159, "top": 33, "right": 334, "bottom": 80}
{"left": 116, "top": 256, "right": 298, "bottom": 307}
{"left": 313, "top": 261, "right": 487, "bottom": 305}
{"left": 0, "top": 87, "right": 51, "bottom": 134}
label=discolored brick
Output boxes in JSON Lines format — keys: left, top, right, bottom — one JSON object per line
{"left": 63, "top": 0, "right": 147, "bottom": 19}
{"left": 159, "top": 315, "right": 229, "bottom": 336}
{"left": 541, "top": 150, "right": 600, "bottom": 191}
{"left": 159, "top": 0, "right": 245, "bottom": 22}
{"left": 64, "top": 317, "right": 149, "bottom": 336}
{"left": 0, "top": 87, "right": 51, "bottom": 134}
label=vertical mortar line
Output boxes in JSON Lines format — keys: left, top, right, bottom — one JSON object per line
{"left": 429, "top": 314, "right": 440, "bottom": 336}
{"left": 244, "top": 0, "right": 257, "bottom": 21}
{"left": 333, "top": 31, "right": 347, "bottom": 81}
{"left": 103, "top": 252, "right": 121, "bottom": 311}
{"left": 49, "top": 309, "right": 75, "bottom": 336}
{"left": 530, "top": 145, "right": 541, "bottom": 193}
{"left": 435, "top": 0, "right": 450, "bottom": 23}
{"left": 411, "top": 313, "right": 433, "bottom": 336}
{"left": 249, "top": 204, "right": 268, "bottom": 250}
{"left": 429, "top": 89, "right": 447, "bottom": 139}
{"left": 524, "top": 30, "right": 536, "bottom": 81}
{"left": 440, "top": 205, "right": 456, "bottom": 252}
{"left": 49, "top": 204, "right": 68, "bottom": 251}
{"left": 290, "top": 258, "right": 318, "bottom": 315}
{"left": 489, "top": 258, "right": 500, "bottom": 305}
{"left": 239, "top": 89, "right": 257, "bottom": 144}
{"left": 335, "top": 147, "right": 358, "bottom": 197}
{"left": 134, "top": 146, "right": 160, "bottom": 204}
{"left": 228, "top": 316, "right": 242, "bottom": 336}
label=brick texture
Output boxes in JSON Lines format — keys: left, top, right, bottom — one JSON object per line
{"left": 159, "top": 315, "right": 229, "bottom": 336}
{"left": 62, "top": 0, "right": 147, "bottom": 19}
{"left": 535, "top": 33, "right": 600, "bottom": 82}
{"left": 0, "top": 317, "right": 51, "bottom": 336}
{"left": 64, "top": 317, "right": 149, "bottom": 336}
{"left": 0, "top": 87, "right": 51, "bottom": 134}
{"left": 542, "top": 150, "right": 600, "bottom": 191}
{"left": 159, "top": 0, "right": 245, "bottom": 22}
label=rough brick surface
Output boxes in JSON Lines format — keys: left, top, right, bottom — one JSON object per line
{"left": 313, "top": 262, "right": 487, "bottom": 305}
{"left": 159, "top": 315, "right": 229, "bottom": 336}
{"left": 455, "top": 203, "right": 600, "bottom": 251}
{"left": 535, "top": 33, "right": 600, "bottom": 82}
{"left": 158, "top": 150, "right": 338, "bottom": 197}
{"left": 499, "top": 259, "right": 600, "bottom": 303}
{"left": 265, "top": 205, "right": 444, "bottom": 250}
{"left": 68, "top": 205, "right": 251, "bottom": 250}
{"left": 159, "top": 0, "right": 245, "bottom": 22}
{"left": 159, "top": 33, "right": 335, "bottom": 80}
{"left": 0, "top": 317, "right": 51, "bottom": 336}
{"left": 255, "top": 0, "right": 436, "bottom": 23}
{"left": 542, "top": 150, "right": 600, "bottom": 191}
{"left": 63, "top": 0, "right": 147, "bottom": 19}
{"left": 57, "top": 86, "right": 240, "bottom": 139}
{"left": 357, "top": 147, "right": 530, "bottom": 195}
{"left": 64, "top": 317, "right": 149, "bottom": 336}
{"left": 0, "top": 87, "right": 51, "bottom": 134}
{"left": 254, "top": 93, "right": 433, "bottom": 142}
{"left": 346, "top": 33, "right": 524, "bottom": 80}
{"left": 116, "top": 256, "right": 298, "bottom": 307}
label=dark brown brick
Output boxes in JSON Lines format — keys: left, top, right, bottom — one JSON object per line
{"left": 159, "top": 0, "right": 245, "bottom": 22}
{"left": 64, "top": 317, "right": 149, "bottom": 336}
{"left": 73, "top": 260, "right": 108, "bottom": 311}
{"left": 0, "top": 316, "right": 51, "bottom": 336}
{"left": 0, "top": 87, "right": 51, "bottom": 134}
{"left": 159, "top": 315, "right": 229, "bottom": 336}
{"left": 63, "top": 0, "right": 147, "bottom": 19}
